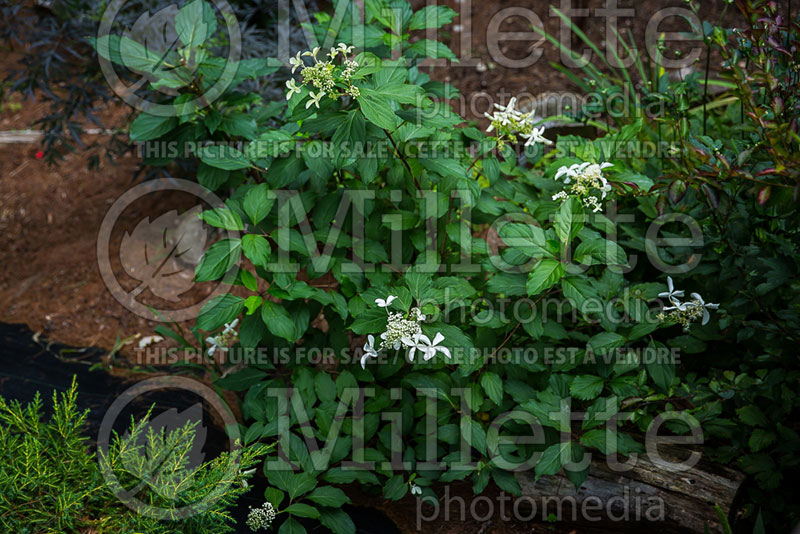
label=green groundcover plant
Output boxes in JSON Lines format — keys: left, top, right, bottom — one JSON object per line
{"left": 102, "top": 0, "right": 800, "bottom": 532}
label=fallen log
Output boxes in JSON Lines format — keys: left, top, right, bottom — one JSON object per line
{"left": 515, "top": 443, "right": 744, "bottom": 533}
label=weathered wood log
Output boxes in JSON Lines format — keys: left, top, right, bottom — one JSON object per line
{"left": 0, "top": 128, "right": 113, "bottom": 144}
{"left": 515, "top": 443, "right": 744, "bottom": 533}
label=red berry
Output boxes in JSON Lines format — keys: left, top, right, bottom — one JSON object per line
{"left": 35, "top": 150, "right": 44, "bottom": 159}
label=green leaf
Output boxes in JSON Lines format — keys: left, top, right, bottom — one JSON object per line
{"left": 319, "top": 508, "right": 356, "bottom": 534}
{"left": 483, "top": 155, "right": 500, "bottom": 183}
{"left": 243, "top": 184, "right": 275, "bottom": 225}
{"left": 286, "top": 503, "right": 320, "bottom": 519}
{"left": 198, "top": 145, "right": 250, "bottom": 170}
{"left": 486, "top": 273, "right": 527, "bottom": 297}
{"left": 196, "top": 294, "right": 244, "bottom": 331}
{"left": 129, "top": 113, "right": 177, "bottom": 142}
{"left": 365, "top": 0, "right": 396, "bottom": 29}
{"left": 535, "top": 441, "right": 570, "bottom": 480}
{"left": 242, "top": 234, "right": 271, "bottom": 269}
{"left": 460, "top": 417, "right": 487, "bottom": 455}
{"left": 239, "top": 270, "right": 258, "bottom": 292}
{"left": 564, "top": 442, "right": 590, "bottom": 489}
{"left": 288, "top": 472, "right": 317, "bottom": 500}
{"left": 244, "top": 295, "right": 262, "bottom": 314}
{"left": 587, "top": 331, "right": 626, "bottom": 354}
{"left": 349, "top": 307, "right": 388, "bottom": 335}
{"left": 357, "top": 94, "right": 397, "bottom": 130}
{"left": 737, "top": 405, "right": 768, "bottom": 427}
{"left": 409, "top": 5, "right": 457, "bottom": 30}
{"left": 195, "top": 238, "right": 241, "bottom": 282}
{"left": 261, "top": 301, "right": 296, "bottom": 341}
{"left": 498, "top": 223, "right": 549, "bottom": 258}
{"left": 383, "top": 474, "right": 408, "bottom": 500}
{"left": 645, "top": 339, "right": 674, "bottom": 393}
{"left": 407, "top": 39, "right": 457, "bottom": 61}
{"left": 215, "top": 367, "right": 267, "bottom": 391}
{"left": 244, "top": 421, "right": 264, "bottom": 444}
{"left": 332, "top": 110, "right": 366, "bottom": 148}
{"left": 264, "top": 487, "right": 285, "bottom": 508}
{"left": 266, "top": 153, "right": 305, "bottom": 188}
{"left": 418, "top": 154, "right": 466, "bottom": 178}
{"left": 749, "top": 429, "right": 776, "bottom": 452}
{"left": 307, "top": 486, "right": 351, "bottom": 507}
{"left": 480, "top": 372, "right": 503, "bottom": 406}
{"left": 278, "top": 517, "right": 307, "bottom": 534}
{"left": 526, "top": 259, "right": 565, "bottom": 296}
{"left": 555, "top": 196, "right": 584, "bottom": 245}
{"left": 491, "top": 469, "right": 522, "bottom": 496}
{"left": 314, "top": 372, "right": 337, "bottom": 403}
{"left": 175, "top": 0, "right": 214, "bottom": 49}
{"left": 560, "top": 276, "right": 598, "bottom": 310}
{"left": 363, "top": 84, "right": 424, "bottom": 105}
{"left": 198, "top": 208, "right": 243, "bottom": 231}
{"left": 574, "top": 239, "right": 627, "bottom": 266}
{"left": 197, "top": 163, "right": 229, "bottom": 190}
{"left": 569, "top": 375, "right": 604, "bottom": 401}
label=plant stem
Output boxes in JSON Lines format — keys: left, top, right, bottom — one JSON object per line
{"left": 703, "top": 42, "right": 711, "bottom": 136}
{"left": 383, "top": 128, "right": 421, "bottom": 193}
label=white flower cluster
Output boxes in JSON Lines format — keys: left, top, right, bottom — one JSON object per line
{"left": 656, "top": 276, "right": 719, "bottom": 330}
{"left": 552, "top": 161, "right": 613, "bottom": 213}
{"left": 246, "top": 501, "right": 276, "bottom": 531}
{"left": 361, "top": 295, "right": 451, "bottom": 368}
{"left": 206, "top": 319, "right": 238, "bottom": 356}
{"left": 484, "top": 96, "right": 553, "bottom": 149}
{"left": 286, "top": 43, "right": 360, "bottom": 108}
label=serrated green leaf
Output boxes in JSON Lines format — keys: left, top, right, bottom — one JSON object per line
{"left": 195, "top": 238, "right": 241, "bottom": 281}
{"left": 198, "top": 208, "right": 243, "bottom": 231}
{"left": 480, "top": 372, "right": 503, "bottom": 406}
{"left": 569, "top": 375, "right": 604, "bottom": 401}
{"left": 307, "top": 486, "right": 351, "bottom": 507}
{"left": 526, "top": 259, "right": 565, "bottom": 296}
{"left": 535, "top": 441, "right": 570, "bottom": 479}
{"left": 242, "top": 234, "right": 271, "bottom": 269}
{"left": 261, "top": 300, "right": 296, "bottom": 341}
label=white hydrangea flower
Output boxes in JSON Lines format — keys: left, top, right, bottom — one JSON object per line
{"left": 306, "top": 90, "right": 325, "bottom": 109}
{"left": 654, "top": 279, "right": 719, "bottom": 330}
{"left": 552, "top": 161, "right": 613, "bottom": 212}
{"left": 302, "top": 46, "right": 320, "bottom": 61}
{"left": 375, "top": 295, "right": 397, "bottom": 308}
{"left": 285, "top": 46, "right": 360, "bottom": 109}
{"left": 360, "top": 288, "right": 451, "bottom": 368}
{"left": 205, "top": 319, "right": 239, "bottom": 356}
{"left": 381, "top": 312, "right": 421, "bottom": 350}
{"left": 402, "top": 332, "right": 451, "bottom": 362}
{"left": 521, "top": 125, "right": 549, "bottom": 147}
{"left": 337, "top": 42, "right": 355, "bottom": 54}
{"left": 690, "top": 292, "right": 719, "bottom": 326}
{"left": 223, "top": 319, "right": 239, "bottom": 335}
{"left": 658, "top": 276, "right": 685, "bottom": 305}
{"left": 285, "top": 78, "right": 301, "bottom": 100}
{"left": 484, "top": 96, "right": 553, "bottom": 149}
{"left": 288, "top": 51, "right": 303, "bottom": 73}
{"left": 361, "top": 334, "right": 378, "bottom": 369}
{"left": 246, "top": 502, "right": 276, "bottom": 531}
